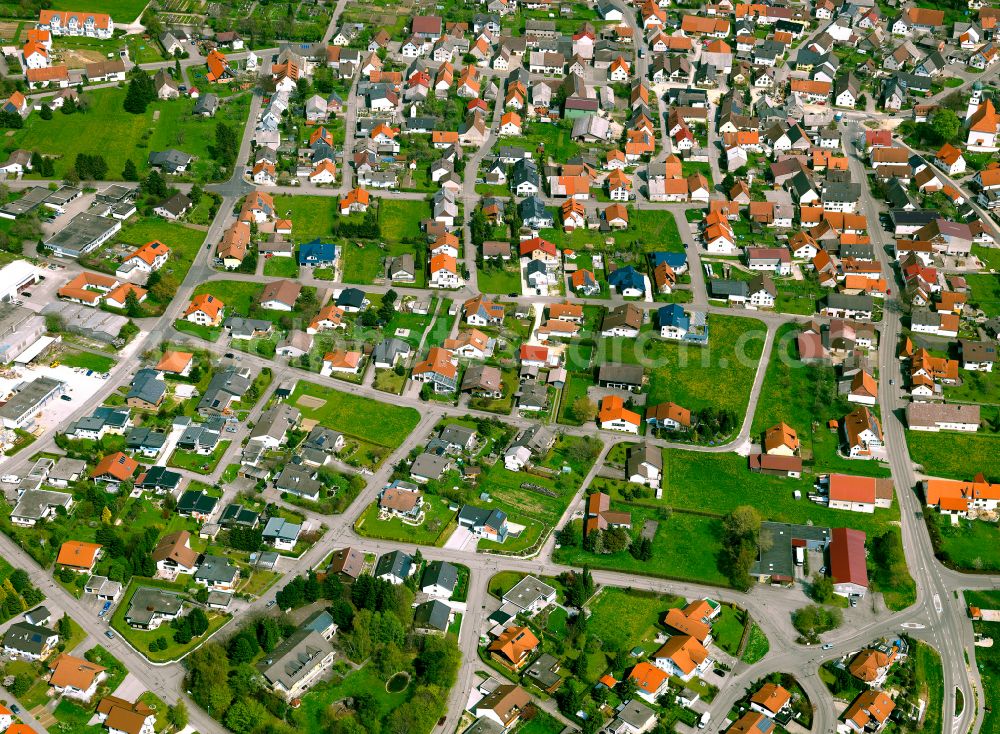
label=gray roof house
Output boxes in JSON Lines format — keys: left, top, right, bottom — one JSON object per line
{"left": 10, "top": 488, "right": 73, "bottom": 526}
{"left": 274, "top": 464, "right": 323, "bottom": 502}
{"left": 198, "top": 366, "right": 253, "bottom": 416}
{"left": 194, "top": 555, "right": 240, "bottom": 589}
{"left": 375, "top": 550, "right": 413, "bottom": 584}
{"left": 421, "top": 560, "right": 458, "bottom": 597}
{"left": 257, "top": 628, "right": 335, "bottom": 700}
{"left": 2, "top": 621, "right": 59, "bottom": 660}
{"left": 250, "top": 403, "right": 301, "bottom": 449}
{"left": 413, "top": 599, "right": 452, "bottom": 633}
{"left": 373, "top": 338, "right": 411, "bottom": 369}
{"left": 124, "top": 587, "right": 183, "bottom": 629}
{"left": 299, "top": 426, "right": 344, "bottom": 466}
{"left": 411, "top": 452, "right": 452, "bottom": 482}
{"left": 147, "top": 149, "right": 193, "bottom": 174}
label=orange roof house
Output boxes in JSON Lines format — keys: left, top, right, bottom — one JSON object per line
{"left": 48, "top": 653, "right": 106, "bottom": 695}
{"left": 628, "top": 661, "right": 669, "bottom": 697}
{"left": 842, "top": 691, "right": 895, "bottom": 732}
{"left": 763, "top": 422, "right": 799, "bottom": 455}
{"left": 599, "top": 395, "right": 641, "bottom": 429}
{"left": 205, "top": 49, "right": 232, "bottom": 82}
{"left": 184, "top": 293, "right": 225, "bottom": 325}
{"left": 56, "top": 541, "right": 102, "bottom": 571}
{"left": 218, "top": 221, "right": 250, "bottom": 265}
{"left": 155, "top": 351, "right": 194, "bottom": 375}
{"left": 90, "top": 452, "right": 139, "bottom": 483}
{"left": 663, "top": 606, "right": 712, "bottom": 644}
{"left": 339, "top": 187, "right": 371, "bottom": 214}
{"left": 488, "top": 626, "right": 539, "bottom": 670}
{"left": 651, "top": 634, "right": 710, "bottom": 678}
{"left": 750, "top": 684, "right": 791, "bottom": 716}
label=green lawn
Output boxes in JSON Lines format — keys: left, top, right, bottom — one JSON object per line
{"left": 600, "top": 315, "right": 765, "bottom": 419}
{"left": 930, "top": 511, "right": 1000, "bottom": 572}
{"left": 7, "top": 87, "right": 249, "bottom": 181}
{"left": 944, "top": 369, "right": 1000, "bottom": 406}
{"left": 354, "top": 497, "right": 457, "bottom": 546}
{"left": 972, "top": 599, "right": 1000, "bottom": 734}
{"left": 168, "top": 441, "right": 231, "bottom": 473}
{"left": 518, "top": 711, "right": 564, "bottom": 734}
{"left": 520, "top": 120, "right": 582, "bottom": 161}
{"left": 288, "top": 380, "right": 420, "bottom": 449}
{"left": 50, "top": 0, "right": 149, "bottom": 21}
{"left": 273, "top": 195, "right": 340, "bottom": 243}
{"left": 973, "top": 245, "right": 1000, "bottom": 271}
{"left": 753, "top": 323, "right": 891, "bottom": 478}
{"left": 57, "top": 350, "right": 116, "bottom": 373}
{"left": 379, "top": 199, "right": 429, "bottom": 245}
{"left": 294, "top": 665, "right": 410, "bottom": 731}
{"left": 478, "top": 264, "right": 522, "bottom": 295}
{"left": 711, "top": 604, "right": 746, "bottom": 656}
{"left": 263, "top": 256, "right": 299, "bottom": 278}
{"left": 907, "top": 431, "right": 1000, "bottom": 480}
{"left": 555, "top": 507, "right": 731, "bottom": 587}
{"left": 586, "top": 587, "right": 683, "bottom": 652}
{"left": 914, "top": 641, "right": 943, "bottom": 734}
{"left": 109, "top": 582, "right": 230, "bottom": 662}
{"left": 192, "top": 280, "right": 261, "bottom": 316}
{"left": 659, "top": 451, "right": 899, "bottom": 538}
{"left": 558, "top": 372, "right": 595, "bottom": 425}
{"left": 964, "top": 273, "right": 1000, "bottom": 316}
{"left": 740, "top": 624, "right": 770, "bottom": 664}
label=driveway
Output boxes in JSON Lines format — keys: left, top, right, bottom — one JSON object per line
{"left": 443, "top": 526, "right": 477, "bottom": 552}
{"left": 110, "top": 673, "right": 147, "bottom": 702}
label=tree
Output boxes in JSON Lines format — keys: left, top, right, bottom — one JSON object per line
{"left": 58, "top": 614, "right": 72, "bottom": 639}
{"left": 122, "top": 158, "right": 138, "bottom": 181}
{"left": 188, "top": 607, "right": 209, "bottom": 637}
{"left": 720, "top": 506, "right": 763, "bottom": 590}
{"left": 225, "top": 699, "right": 269, "bottom": 734}
{"left": 214, "top": 122, "right": 239, "bottom": 168}
{"left": 931, "top": 108, "right": 961, "bottom": 144}
{"left": 570, "top": 396, "right": 597, "bottom": 423}
{"left": 39, "top": 104, "right": 52, "bottom": 120}
{"left": 227, "top": 632, "right": 259, "bottom": 664}
{"left": 0, "top": 110, "right": 23, "bottom": 129}
{"left": 124, "top": 69, "right": 156, "bottom": 114}
{"left": 791, "top": 604, "right": 843, "bottom": 642}
{"left": 810, "top": 573, "right": 834, "bottom": 604}
{"left": 556, "top": 524, "right": 578, "bottom": 547}
{"left": 124, "top": 289, "right": 143, "bottom": 317}
{"left": 143, "top": 170, "right": 168, "bottom": 198}
{"left": 257, "top": 617, "right": 281, "bottom": 652}
{"left": 168, "top": 701, "right": 188, "bottom": 730}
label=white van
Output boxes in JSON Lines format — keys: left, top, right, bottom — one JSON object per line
{"left": 698, "top": 712, "right": 711, "bottom": 730}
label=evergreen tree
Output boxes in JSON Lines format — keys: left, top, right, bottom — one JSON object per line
{"left": 122, "top": 159, "right": 138, "bottom": 181}
{"left": 124, "top": 69, "right": 155, "bottom": 113}
{"left": 39, "top": 104, "right": 52, "bottom": 120}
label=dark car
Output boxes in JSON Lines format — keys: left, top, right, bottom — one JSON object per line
{"left": 224, "top": 352, "right": 235, "bottom": 358}
{"left": 60, "top": 394, "right": 72, "bottom": 401}
{"left": 713, "top": 669, "right": 725, "bottom": 677}
{"left": 507, "top": 292, "right": 518, "bottom": 297}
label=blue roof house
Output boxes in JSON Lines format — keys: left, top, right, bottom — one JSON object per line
{"left": 608, "top": 265, "right": 646, "bottom": 297}
{"left": 298, "top": 239, "right": 338, "bottom": 266}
